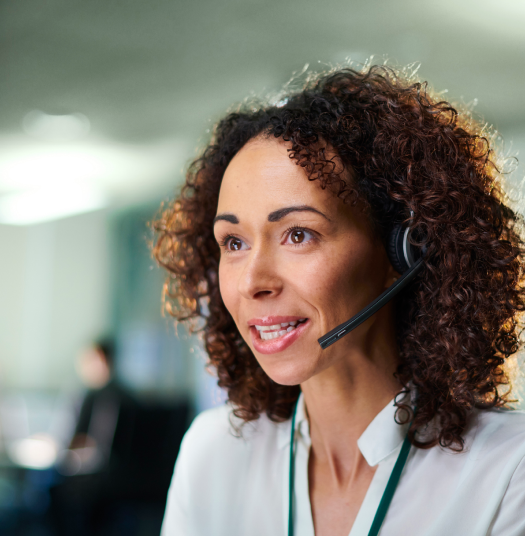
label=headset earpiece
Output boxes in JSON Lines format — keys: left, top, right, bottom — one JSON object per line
{"left": 386, "top": 217, "right": 425, "bottom": 275}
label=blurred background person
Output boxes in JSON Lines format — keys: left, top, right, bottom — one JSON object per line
{"left": 49, "top": 338, "right": 190, "bottom": 536}
{"left": 65, "top": 338, "right": 134, "bottom": 475}
{"left": 49, "top": 338, "right": 137, "bottom": 536}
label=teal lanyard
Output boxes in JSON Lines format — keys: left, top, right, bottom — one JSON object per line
{"left": 288, "top": 400, "right": 412, "bottom": 536}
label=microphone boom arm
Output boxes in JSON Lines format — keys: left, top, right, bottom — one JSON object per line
{"left": 318, "top": 257, "right": 424, "bottom": 350}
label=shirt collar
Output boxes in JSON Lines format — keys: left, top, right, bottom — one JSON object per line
{"left": 278, "top": 392, "right": 409, "bottom": 467}
{"left": 357, "top": 397, "right": 409, "bottom": 466}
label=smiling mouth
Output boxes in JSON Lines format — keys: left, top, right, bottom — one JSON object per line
{"left": 254, "top": 319, "right": 308, "bottom": 340}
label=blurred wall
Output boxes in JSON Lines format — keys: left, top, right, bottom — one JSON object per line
{"left": 0, "top": 211, "right": 110, "bottom": 390}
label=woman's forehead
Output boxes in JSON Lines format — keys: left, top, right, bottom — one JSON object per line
{"left": 217, "top": 138, "right": 340, "bottom": 219}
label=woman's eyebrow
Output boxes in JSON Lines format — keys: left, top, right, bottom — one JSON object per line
{"left": 214, "top": 213, "right": 239, "bottom": 225}
{"left": 268, "top": 205, "right": 331, "bottom": 222}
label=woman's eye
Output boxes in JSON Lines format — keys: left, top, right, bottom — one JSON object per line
{"left": 224, "top": 237, "right": 246, "bottom": 251}
{"left": 285, "top": 228, "right": 314, "bottom": 245}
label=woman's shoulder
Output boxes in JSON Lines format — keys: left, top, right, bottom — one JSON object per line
{"left": 474, "top": 406, "right": 525, "bottom": 432}
{"left": 467, "top": 407, "right": 525, "bottom": 458}
{"left": 180, "top": 403, "right": 289, "bottom": 462}
{"left": 163, "top": 405, "right": 292, "bottom": 534}
{"left": 472, "top": 408, "right": 525, "bottom": 533}
{"left": 185, "top": 404, "right": 235, "bottom": 442}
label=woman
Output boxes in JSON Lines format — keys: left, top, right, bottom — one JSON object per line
{"left": 153, "top": 65, "right": 525, "bottom": 535}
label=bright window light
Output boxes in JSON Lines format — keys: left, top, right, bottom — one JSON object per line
{"left": 0, "top": 183, "right": 106, "bottom": 225}
{"left": 7, "top": 434, "right": 58, "bottom": 470}
{"left": 0, "top": 135, "right": 187, "bottom": 224}
{"left": 0, "top": 144, "right": 121, "bottom": 192}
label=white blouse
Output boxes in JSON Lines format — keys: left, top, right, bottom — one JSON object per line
{"left": 161, "top": 394, "right": 525, "bottom": 536}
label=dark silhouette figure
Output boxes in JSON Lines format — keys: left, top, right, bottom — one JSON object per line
{"left": 50, "top": 338, "right": 190, "bottom": 536}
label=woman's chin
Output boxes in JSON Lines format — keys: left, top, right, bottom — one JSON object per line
{"left": 256, "top": 357, "right": 316, "bottom": 387}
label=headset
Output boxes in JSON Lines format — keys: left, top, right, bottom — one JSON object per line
{"left": 318, "top": 213, "right": 427, "bottom": 349}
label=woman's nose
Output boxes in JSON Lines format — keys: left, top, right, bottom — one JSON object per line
{"left": 237, "top": 249, "right": 283, "bottom": 300}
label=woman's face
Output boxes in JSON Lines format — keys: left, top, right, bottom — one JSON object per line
{"left": 214, "top": 137, "right": 396, "bottom": 386}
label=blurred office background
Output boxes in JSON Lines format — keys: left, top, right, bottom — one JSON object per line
{"left": 1, "top": 0, "right": 525, "bottom": 534}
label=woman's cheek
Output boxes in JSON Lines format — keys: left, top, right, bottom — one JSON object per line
{"left": 300, "top": 251, "right": 342, "bottom": 295}
{"left": 302, "top": 248, "right": 362, "bottom": 318}
{"left": 218, "top": 262, "right": 238, "bottom": 318}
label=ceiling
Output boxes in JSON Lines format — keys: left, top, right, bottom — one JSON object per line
{"left": 1, "top": 0, "right": 525, "bottom": 218}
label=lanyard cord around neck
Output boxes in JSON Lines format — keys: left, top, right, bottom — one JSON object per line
{"left": 287, "top": 399, "right": 413, "bottom": 536}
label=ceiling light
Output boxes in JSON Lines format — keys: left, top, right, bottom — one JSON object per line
{"left": 22, "top": 110, "right": 90, "bottom": 141}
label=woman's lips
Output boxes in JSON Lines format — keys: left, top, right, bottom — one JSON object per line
{"left": 250, "top": 319, "right": 310, "bottom": 355}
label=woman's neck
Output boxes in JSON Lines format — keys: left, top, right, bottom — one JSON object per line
{"left": 300, "top": 322, "right": 401, "bottom": 484}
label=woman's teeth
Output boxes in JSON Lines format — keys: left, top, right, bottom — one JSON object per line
{"left": 255, "top": 319, "right": 307, "bottom": 340}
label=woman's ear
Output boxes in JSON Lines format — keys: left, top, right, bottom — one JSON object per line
{"left": 385, "top": 263, "right": 401, "bottom": 288}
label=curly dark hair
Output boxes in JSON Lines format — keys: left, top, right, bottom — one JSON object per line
{"left": 152, "top": 64, "right": 525, "bottom": 450}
